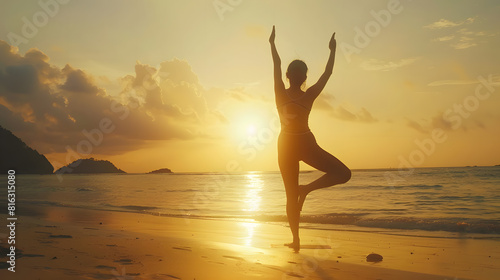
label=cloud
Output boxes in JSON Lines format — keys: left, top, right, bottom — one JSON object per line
{"left": 406, "top": 119, "right": 428, "bottom": 134}
{"left": 427, "top": 79, "right": 479, "bottom": 86}
{"left": 434, "top": 35, "right": 455, "bottom": 42}
{"left": 1, "top": 64, "right": 39, "bottom": 94}
{"left": 60, "top": 66, "right": 100, "bottom": 94}
{"left": 425, "top": 18, "right": 487, "bottom": 50}
{"left": 122, "top": 61, "right": 205, "bottom": 121}
{"left": 332, "top": 106, "right": 377, "bottom": 123}
{"left": 0, "top": 40, "right": 228, "bottom": 160}
{"left": 450, "top": 34, "right": 478, "bottom": 50}
{"left": 406, "top": 116, "right": 450, "bottom": 134}
{"left": 312, "top": 94, "right": 377, "bottom": 123}
{"left": 428, "top": 75, "right": 500, "bottom": 87}
{"left": 424, "top": 18, "right": 474, "bottom": 29}
{"left": 361, "top": 57, "right": 420, "bottom": 71}
{"left": 223, "top": 86, "right": 270, "bottom": 104}
{"left": 406, "top": 111, "right": 483, "bottom": 134}
{"left": 431, "top": 114, "right": 454, "bottom": 131}
{"left": 313, "top": 94, "right": 335, "bottom": 111}
{"left": 314, "top": 94, "right": 378, "bottom": 124}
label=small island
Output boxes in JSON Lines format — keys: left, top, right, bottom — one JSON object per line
{"left": 55, "top": 158, "right": 126, "bottom": 174}
{"left": 148, "top": 168, "right": 173, "bottom": 174}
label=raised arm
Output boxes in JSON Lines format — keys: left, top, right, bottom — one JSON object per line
{"left": 270, "top": 26, "right": 285, "bottom": 93}
{"left": 307, "top": 32, "right": 336, "bottom": 98}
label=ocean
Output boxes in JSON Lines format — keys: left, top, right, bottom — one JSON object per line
{"left": 6, "top": 166, "right": 500, "bottom": 239}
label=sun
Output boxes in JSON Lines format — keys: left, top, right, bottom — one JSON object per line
{"left": 246, "top": 125, "right": 257, "bottom": 136}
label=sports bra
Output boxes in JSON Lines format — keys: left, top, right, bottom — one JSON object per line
{"left": 277, "top": 98, "right": 311, "bottom": 134}
{"left": 277, "top": 100, "right": 309, "bottom": 110}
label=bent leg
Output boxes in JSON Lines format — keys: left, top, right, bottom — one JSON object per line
{"left": 298, "top": 143, "right": 351, "bottom": 210}
{"left": 302, "top": 143, "right": 351, "bottom": 189}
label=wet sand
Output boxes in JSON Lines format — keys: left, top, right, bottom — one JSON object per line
{"left": 1, "top": 205, "right": 498, "bottom": 279}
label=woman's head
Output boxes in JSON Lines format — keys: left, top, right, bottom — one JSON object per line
{"left": 286, "top": 60, "right": 308, "bottom": 88}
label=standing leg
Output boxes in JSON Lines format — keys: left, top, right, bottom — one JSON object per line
{"left": 298, "top": 141, "right": 351, "bottom": 211}
{"left": 278, "top": 136, "right": 301, "bottom": 252}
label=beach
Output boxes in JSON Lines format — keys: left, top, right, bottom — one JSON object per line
{"left": 2, "top": 204, "right": 498, "bottom": 280}
{"left": 1, "top": 0, "right": 500, "bottom": 278}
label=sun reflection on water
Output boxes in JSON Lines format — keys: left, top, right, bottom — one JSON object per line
{"left": 241, "top": 173, "right": 264, "bottom": 246}
{"left": 243, "top": 173, "right": 263, "bottom": 213}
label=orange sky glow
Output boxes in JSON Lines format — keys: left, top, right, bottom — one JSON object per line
{"left": 1, "top": 0, "right": 499, "bottom": 173}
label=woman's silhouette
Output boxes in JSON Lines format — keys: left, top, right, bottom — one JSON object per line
{"left": 269, "top": 26, "right": 351, "bottom": 252}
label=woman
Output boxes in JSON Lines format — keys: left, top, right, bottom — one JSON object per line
{"left": 269, "top": 26, "right": 351, "bottom": 252}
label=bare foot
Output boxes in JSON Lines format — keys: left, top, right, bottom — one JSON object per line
{"left": 285, "top": 240, "right": 300, "bottom": 252}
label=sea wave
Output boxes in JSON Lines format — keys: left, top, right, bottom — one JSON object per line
{"left": 340, "top": 184, "right": 444, "bottom": 190}
{"left": 76, "top": 187, "right": 93, "bottom": 192}
{"left": 102, "top": 203, "right": 159, "bottom": 212}
{"left": 14, "top": 199, "right": 500, "bottom": 236}
{"left": 254, "top": 213, "right": 500, "bottom": 235}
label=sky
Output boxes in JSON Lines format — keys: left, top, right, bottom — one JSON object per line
{"left": 0, "top": 0, "right": 499, "bottom": 173}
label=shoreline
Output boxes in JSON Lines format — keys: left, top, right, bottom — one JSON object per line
{"left": 1, "top": 205, "right": 498, "bottom": 279}
{"left": 14, "top": 200, "right": 500, "bottom": 239}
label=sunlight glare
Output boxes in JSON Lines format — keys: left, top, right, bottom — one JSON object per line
{"left": 240, "top": 222, "right": 259, "bottom": 247}
{"left": 246, "top": 125, "right": 257, "bottom": 136}
{"left": 243, "top": 173, "right": 263, "bottom": 212}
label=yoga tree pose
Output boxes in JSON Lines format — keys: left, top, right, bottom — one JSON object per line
{"left": 269, "top": 26, "right": 351, "bottom": 252}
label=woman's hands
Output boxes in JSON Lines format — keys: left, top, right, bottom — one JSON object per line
{"left": 272, "top": 26, "right": 334, "bottom": 50}
{"left": 269, "top": 25, "right": 276, "bottom": 44}
{"left": 270, "top": 25, "right": 284, "bottom": 91}
{"left": 329, "top": 32, "right": 336, "bottom": 51}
